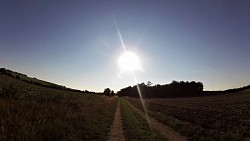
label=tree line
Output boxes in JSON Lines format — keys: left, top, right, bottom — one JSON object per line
{"left": 117, "top": 81, "right": 204, "bottom": 98}
{"left": 203, "top": 85, "right": 250, "bottom": 95}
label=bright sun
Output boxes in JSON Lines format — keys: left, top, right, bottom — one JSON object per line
{"left": 118, "top": 51, "right": 141, "bottom": 72}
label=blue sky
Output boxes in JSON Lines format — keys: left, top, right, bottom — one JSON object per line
{"left": 0, "top": 0, "right": 249, "bottom": 92}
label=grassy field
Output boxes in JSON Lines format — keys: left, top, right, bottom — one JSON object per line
{"left": 1, "top": 71, "right": 250, "bottom": 141}
{"left": 120, "top": 98, "right": 166, "bottom": 141}
{"left": 0, "top": 75, "right": 118, "bottom": 141}
{"left": 125, "top": 91, "right": 250, "bottom": 141}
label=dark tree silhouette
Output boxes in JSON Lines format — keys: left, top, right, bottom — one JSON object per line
{"left": 16, "top": 75, "right": 20, "bottom": 80}
{"left": 110, "top": 90, "right": 115, "bottom": 96}
{"left": 117, "top": 81, "right": 204, "bottom": 98}
{"left": 104, "top": 88, "right": 111, "bottom": 96}
{"left": 147, "top": 81, "right": 153, "bottom": 87}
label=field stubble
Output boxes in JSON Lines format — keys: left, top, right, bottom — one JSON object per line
{"left": 125, "top": 91, "right": 250, "bottom": 141}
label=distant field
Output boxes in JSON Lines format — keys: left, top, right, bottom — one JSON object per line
{"left": 125, "top": 90, "right": 250, "bottom": 141}
{"left": 0, "top": 75, "right": 117, "bottom": 140}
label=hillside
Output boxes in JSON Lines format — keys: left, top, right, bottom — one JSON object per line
{"left": 0, "top": 74, "right": 117, "bottom": 140}
{"left": 0, "top": 68, "right": 93, "bottom": 93}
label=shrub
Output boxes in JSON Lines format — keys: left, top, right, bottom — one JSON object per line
{"left": 0, "top": 83, "right": 18, "bottom": 98}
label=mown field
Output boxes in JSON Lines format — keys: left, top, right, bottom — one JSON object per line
{"left": 125, "top": 90, "right": 250, "bottom": 141}
{"left": 0, "top": 75, "right": 118, "bottom": 141}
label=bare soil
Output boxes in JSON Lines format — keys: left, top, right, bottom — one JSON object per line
{"left": 108, "top": 101, "right": 126, "bottom": 141}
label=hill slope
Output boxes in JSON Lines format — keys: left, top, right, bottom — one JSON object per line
{"left": 0, "top": 68, "right": 93, "bottom": 93}
{"left": 0, "top": 74, "right": 117, "bottom": 140}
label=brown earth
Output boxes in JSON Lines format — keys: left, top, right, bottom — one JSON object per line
{"left": 108, "top": 100, "right": 126, "bottom": 141}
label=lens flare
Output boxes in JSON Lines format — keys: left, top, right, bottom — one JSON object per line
{"left": 132, "top": 73, "right": 151, "bottom": 128}
{"left": 114, "top": 18, "right": 151, "bottom": 127}
{"left": 118, "top": 52, "right": 141, "bottom": 72}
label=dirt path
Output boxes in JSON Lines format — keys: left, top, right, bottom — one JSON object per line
{"left": 124, "top": 99, "right": 187, "bottom": 141}
{"left": 108, "top": 100, "right": 126, "bottom": 141}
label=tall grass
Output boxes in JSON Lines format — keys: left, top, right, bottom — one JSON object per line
{"left": 0, "top": 75, "right": 118, "bottom": 140}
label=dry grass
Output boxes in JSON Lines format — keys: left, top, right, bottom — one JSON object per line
{"left": 0, "top": 75, "right": 118, "bottom": 141}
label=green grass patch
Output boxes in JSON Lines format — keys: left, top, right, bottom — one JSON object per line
{"left": 120, "top": 98, "right": 166, "bottom": 141}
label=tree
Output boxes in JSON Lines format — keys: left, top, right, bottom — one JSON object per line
{"left": 0, "top": 68, "right": 7, "bottom": 74}
{"left": 111, "top": 90, "right": 115, "bottom": 96}
{"left": 104, "top": 88, "right": 111, "bottom": 96}
{"left": 147, "top": 81, "right": 153, "bottom": 87}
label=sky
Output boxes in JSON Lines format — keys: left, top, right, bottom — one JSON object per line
{"left": 0, "top": 0, "right": 249, "bottom": 92}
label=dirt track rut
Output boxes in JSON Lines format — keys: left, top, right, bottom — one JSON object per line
{"left": 124, "top": 99, "right": 187, "bottom": 141}
{"left": 108, "top": 101, "right": 125, "bottom": 141}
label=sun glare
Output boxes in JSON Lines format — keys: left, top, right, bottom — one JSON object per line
{"left": 118, "top": 51, "right": 141, "bottom": 72}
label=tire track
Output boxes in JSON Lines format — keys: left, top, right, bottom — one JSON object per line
{"left": 108, "top": 100, "right": 125, "bottom": 141}
{"left": 124, "top": 99, "right": 187, "bottom": 141}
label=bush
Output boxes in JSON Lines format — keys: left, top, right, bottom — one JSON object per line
{"left": 16, "top": 75, "right": 20, "bottom": 80}
{"left": 0, "top": 83, "right": 18, "bottom": 98}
